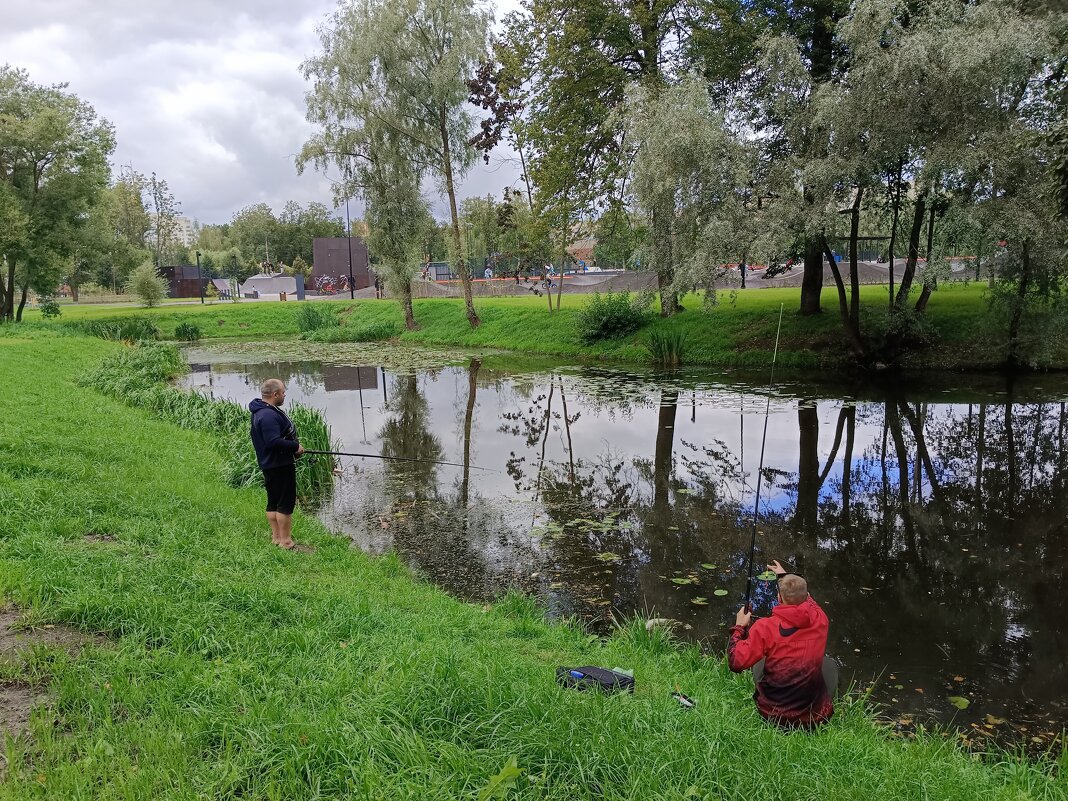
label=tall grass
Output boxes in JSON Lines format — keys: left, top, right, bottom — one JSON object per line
{"left": 647, "top": 329, "right": 687, "bottom": 366}
{"left": 294, "top": 301, "right": 340, "bottom": 334}
{"left": 304, "top": 319, "right": 401, "bottom": 343}
{"left": 81, "top": 341, "right": 334, "bottom": 505}
{"left": 0, "top": 332, "right": 1063, "bottom": 799}
{"left": 65, "top": 316, "right": 162, "bottom": 342}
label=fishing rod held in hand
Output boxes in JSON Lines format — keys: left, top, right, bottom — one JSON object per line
{"left": 301, "top": 449, "right": 496, "bottom": 472}
{"left": 743, "top": 304, "right": 785, "bottom": 611}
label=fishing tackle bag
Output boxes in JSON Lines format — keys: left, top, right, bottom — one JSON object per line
{"left": 556, "top": 666, "right": 635, "bottom": 694}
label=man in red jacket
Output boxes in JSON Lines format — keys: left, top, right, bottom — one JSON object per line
{"left": 727, "top": 560, "right": 836, "bottom": 728}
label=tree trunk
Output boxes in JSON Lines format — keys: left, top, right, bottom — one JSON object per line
{"left": 848, "top": 186, "right": 863, "bottom": 333}
{"left": 1007, "top": 240, "right": 1031, "bottom": 368}
{"left": 401, "top": 281, "right": 418, "bottom": 331}
{"left": 652, "top": 208, "right": 680, "bottom": 316}
{"left": 555, "top": 255, "right": 564, "bottom": 310}
{"left": 914, "top": 197, "right": 939, "bottom": 313}
{"left": 15, "top": 283, "right": 29, "bottom": 323}
{"left": 887, "top": 163, "right": 903, "bottom": 310}
{"left": 459, "top": 357, "right": 481, "bottom": 510}
{"left": 841, "top": 404, "right": 855, "bottom": 529}
{"left": 799, "top": 234, "right": 824, "bottom": 315}
{"left": 821, "top": 237, "right": 864, "bottom": 356}
{"left": 2, "top": 257, "right": 15, "bottom": 322}
{"left": 440, "top": 102, "right": 479, "bottom": 328}
{"left": 894, "top": 188, "right": 927, "bottom": 306}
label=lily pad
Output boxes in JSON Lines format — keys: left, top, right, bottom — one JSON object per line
{"left": 755, "top": 570, "right": 778, "bottom": 581}
{"left": 595, "top": 552, "right": 621, "bottom": 562}
{"left": 671, "top": 578, "right": 693, "bottom": 585}
{"left": 713, "top": 589, "right": 729, "bottom": 597}
{"left": 691, "top": 597, "right": 708, "bottom": 606}
{"left": 701, "top": 563, "right": 716, "bottom": 570}
{"left": 947, "top": 696, "right": 970, "bottom": 710}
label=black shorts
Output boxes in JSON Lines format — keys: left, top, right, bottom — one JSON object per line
{"left": 263, "top": 465, "right": 297, "bottom": 514}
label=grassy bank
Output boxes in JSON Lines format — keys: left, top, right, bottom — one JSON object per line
{"left": 21, "top": 281, "right": 1040, "bottom": 370}
{"left": 0, "top": 331, "right": 1064, "bottom": 799}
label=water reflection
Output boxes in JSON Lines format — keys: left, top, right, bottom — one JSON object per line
{"left": 182, "top": 353, "right": 1068, "bottom": 747}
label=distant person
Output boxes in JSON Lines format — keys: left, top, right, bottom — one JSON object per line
{"left": 484, "top": 266, "right": 494, "bottom": 280}
{"left": 727, "top": 560, "right": 835, "bottom": 728}
{"left": 739, "top": 261, "right": 748, "bottom": 288}
{"left": 249, "top": 379, "right": 304, "bottom": 551}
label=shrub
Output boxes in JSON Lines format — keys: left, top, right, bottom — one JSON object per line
{"left": 576, "top": 291, "right": 653, "bottom": 343}
{"left": 174, "top": 322, "right": 202, "bottom": 342}
{"left": 863, "top": 306, "right": 940, "bottom": 363}
{"left": 305, "top": 320, "right": 401, "bottom": 343}
{"left": 125, "top": 263, "right": 170, "bottom": 308}
{"left": 295, "top": 302, "right": 339, "bottom": 333}
{"left": 647, "top": 329, "right": 687, "bottom": 366}
{"left": 38, "top": 296, "right": 62, "bottom": 319}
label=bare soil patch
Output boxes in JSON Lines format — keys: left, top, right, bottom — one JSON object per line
{"left": 0, "top": 606, "right": 104, "bottom": 760}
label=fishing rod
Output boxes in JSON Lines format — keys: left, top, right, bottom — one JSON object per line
{"left": 302, "top": 450, "right": 496, "bottom": 472}
{"left": 744, "top": 304, "right": 785, "bottom": 611}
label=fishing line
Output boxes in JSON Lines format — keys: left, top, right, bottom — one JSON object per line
{"left": 302, "top": 450, "right": 495, "bottom": 472}
{"left": 743, "top": 304, "right": 785, "bottom": 611}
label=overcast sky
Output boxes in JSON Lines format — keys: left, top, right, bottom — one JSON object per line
{"left": 1, "top": 0, "right": 524, "bottom": 226}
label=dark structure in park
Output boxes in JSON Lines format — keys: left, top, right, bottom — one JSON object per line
{"left": 161, "top": 264, "right": 209, "bottom": 298}
{"left": 312, "top": 237, "right": 373, "bottom": 289}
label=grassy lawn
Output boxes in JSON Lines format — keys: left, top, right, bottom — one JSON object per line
{"left": 17, "top": 281, "right": 1047, "bottom": 369}
{"left": 0, "top": 330, "right": 1063, "bottom": 799}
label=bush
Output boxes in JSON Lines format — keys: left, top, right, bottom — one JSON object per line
{"left": 576, "top": 291, "right": 653, "bottom": 343}
{"left": 305, "top": 320, "right": 401, "bottom": 343}
{"left": 295, "top": 302, "right": 339, "bottom": 333}
{"left": 647, "top": 329, "right": 687, "bottom": 366}
{"left": 37, "top": 296, "right": 62, "bottom": 319}
{"left": 863, "top": 306, "right": 940, "bottom": 363}
{"left": 174, "top": 322, "right": 202, "bottom": 342}
{"left": 125, "top": 263, "right": 170, "bottom": 308}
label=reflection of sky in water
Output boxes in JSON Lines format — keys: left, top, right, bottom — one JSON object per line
{"left": 181, "top": 354, "right": 1068, "bottom": 747}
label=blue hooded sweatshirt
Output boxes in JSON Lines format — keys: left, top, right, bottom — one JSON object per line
{"left": 249, "top": 398, "right": 299, "bottom": 470}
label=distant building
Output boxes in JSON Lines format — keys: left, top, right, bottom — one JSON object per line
{"left": 312, "top": 236, "right": 373, "bottom": 290}
{"left": 174, "top": 216, "right": 198, "bottom": 247}
{"left": 160, "top": 264, "right": 208, "bottom": 298}
{"left": 238, "top": 274, "right": 302, "bottom": 298}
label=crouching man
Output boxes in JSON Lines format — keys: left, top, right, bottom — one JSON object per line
{"left": 728, "top": 560, "right": 836, "bottom": 728}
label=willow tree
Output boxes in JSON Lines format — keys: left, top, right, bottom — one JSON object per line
{"left": 300, "top": 0, "right": 491, "bottom": 328}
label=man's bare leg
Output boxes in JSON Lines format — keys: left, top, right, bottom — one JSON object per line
{"left": 267, "top": 512, "right": 282, "bottom": 544}
{"left": 275, "top": 513, "right": 295, "bottom": 549}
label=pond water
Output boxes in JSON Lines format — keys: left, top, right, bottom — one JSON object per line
{"left": 183, "top": 344, "right": 1068, "bottom": 749}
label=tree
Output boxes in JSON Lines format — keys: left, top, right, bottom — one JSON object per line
{"left": 148, "top": 172, "right": 181, "bottom": 268}
{"left": 228, "top": 203, "right": 277, "bottom": 269}
{"left": 125, "top": 262, "right": 169, "bottom": 307}
{"left": 0, "top": 67, "right": 114, "bottom": 321}
{"left": 300, "top": 0, "right": 492, "bottom": 328}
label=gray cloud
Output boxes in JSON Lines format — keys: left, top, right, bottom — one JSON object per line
{"left": 2, "top": 0, "right": 521, "bottom": 224}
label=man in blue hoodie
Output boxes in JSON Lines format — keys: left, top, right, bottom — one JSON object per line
{"left": 249, "top": 379, "right": 304, "bottom": 549}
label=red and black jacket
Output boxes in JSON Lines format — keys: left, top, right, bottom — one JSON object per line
{"left": 727, "top": 595, "right": 833, "bottom": 727}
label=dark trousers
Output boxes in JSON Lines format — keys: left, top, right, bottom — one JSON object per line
{"left": 753, "top": 655, "right": 839, "bottom": 697}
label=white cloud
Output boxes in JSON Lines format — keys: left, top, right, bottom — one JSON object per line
{"left": 1, "top": 0, "right": 522, "bottom": 224}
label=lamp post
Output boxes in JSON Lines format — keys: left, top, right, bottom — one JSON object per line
{"left": 344, "top": 193, "right": 355, "bottom": 299}
{"left": 195, "top": 250, "right": 204, "bottom": 304}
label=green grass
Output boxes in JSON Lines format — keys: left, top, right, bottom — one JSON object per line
{"left": 18, "top": 281, "right": 1062, "bottom": 369}
{"left": 0, "top": 330, "right": 1064, "bottom": 799}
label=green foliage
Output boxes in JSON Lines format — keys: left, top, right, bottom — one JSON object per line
{"left": 82, "top": 342, "right": 333, "bottom": 501}
{"left": 294, "top": 302, "right": 339, "bottom": 333}
{"left": 647, "top": 329, "right": 687, "bottom": 366}
{"left": 173, "top": 322, "right": 202, "bottom": 342}
{"left": 576, "top": 291, "right": 653, "bottom": 343}
{"left": 305, "top": 320, "right": 401, "bottom": 343}
{"left": 863, "top": 306, "right": 941, "bottom": 364}
{"left": 37, "top": 296, "right": 61, "bottom": 319}
{"left": 125, "top": 263, "right": 170, "bottom": 308}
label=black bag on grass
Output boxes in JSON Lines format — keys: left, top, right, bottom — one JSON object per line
{"left": 556, "top": 666, "right": 634, "bottom": 694}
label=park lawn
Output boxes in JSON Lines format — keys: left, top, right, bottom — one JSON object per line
{"left": 19, "top": 281, "right": 1050, "bottom": 369}
{"left": 0, "top": 331, "right": 1064, "bottom": 800}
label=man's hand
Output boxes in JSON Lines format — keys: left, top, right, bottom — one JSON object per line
{"left": 296, "top": 443, "right": 305, "bottom": 457}
{"left": 735, "top": 606, "right": 752, "bottom": 628}
{"left": 767, "top": 559, "right": 787, "bottom": 576}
